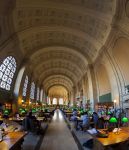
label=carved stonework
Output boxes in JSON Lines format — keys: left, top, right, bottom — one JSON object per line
{"left": 126, "top": 0, "right": 129, "bottom": 18}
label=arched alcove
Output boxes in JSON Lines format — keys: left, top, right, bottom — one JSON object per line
{"left": 113, "top": 38, "right": 129, "bottom": 86}
{"left": 96, "top": 64, "right": 112, "bottom": 103}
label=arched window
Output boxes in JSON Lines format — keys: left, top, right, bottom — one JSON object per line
{"left": 22, "top": 76, "right": 28, "bottom": 97}
{"left": 59, "top": 98, "right": 63, "bottom": 105}
{"left": 36, "top": 87, "right": 40, "bottom": 101}
{"left": 30, "top": 82, "right": 35, "bottom": 100}
{"left": 0, "top": 56, "right": 16, "bottom": 90}
{"left": 53, "top": 98, "right": 57, "bottom": 105}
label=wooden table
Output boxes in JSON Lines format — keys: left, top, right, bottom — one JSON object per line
{"left": 93, "top": 127, "right": 129, "bottom": 150}
{"left": 0, "top": 131, "right": 27, "bottom": 150}
{"left": 37, "top": 117, "right": 45, "bottom": 121}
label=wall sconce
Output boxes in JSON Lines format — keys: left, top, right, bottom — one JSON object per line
{"left": 114, "top": 99, "right": 116, "bottom": 109}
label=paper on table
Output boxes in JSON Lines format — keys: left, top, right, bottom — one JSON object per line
{"left": 87, "top": 128, "right": 98, "bottom": 134}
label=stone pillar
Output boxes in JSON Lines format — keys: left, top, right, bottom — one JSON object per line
{"left": 87, "top": 64, "right": 98, "bottom": 111}
{"left": 50, "top": 97, "right": 53, "bottom": 105}
{"left": 82, "top": 76, "right": 87, "bottom": 109}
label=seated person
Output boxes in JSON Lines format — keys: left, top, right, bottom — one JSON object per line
{"left": 1, "top": 116, "right": 23, "bottom": 132}
{"left": 22, "top": 111, "right": 40, "bottom": 132}
{"left": 38, "top": 110, "right": 44, "bottom": 117}
{"left": 92, "top": 112, "right": 99, "bottom": 128}
{"left": 78, "top": 112, "right": 90, "bottom": 130}
{"left": 70, "top": 109, "right": 78, "bottom": 121}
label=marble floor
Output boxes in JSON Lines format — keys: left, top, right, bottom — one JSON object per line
{"left": 39, "top": 109, "right": 79, "bottom": 150}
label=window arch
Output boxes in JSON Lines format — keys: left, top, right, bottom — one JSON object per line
{"left": 30, "top": 82, "right": 35, "bottom": 100}
{"left": 59, "top": 98, "right": 63, "bottom": 105}
{"left": 0, "top": 56, "right": 16, "bottom": 90}
{"left": 22, "top": 76, "right": 28, "bottom": 97}
{"left": 53, "top": 98, "right": 57, "bottom": 105}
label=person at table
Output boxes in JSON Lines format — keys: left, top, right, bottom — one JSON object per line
{"left": 92, "top": 112, "right": 99, "bottom": 128}
{"left": 22, "top": 111, "right": 40, "bottom": 132}
{"left": 38, "top": 110, "right": 44, "bottom": 117}
{"left": 70, "top": 109, "right": 78, "bottom": 121}
{"left": 1, "top": 116, "right": 23, "bottom": 132}
{"left": 78, "top": 112, "right": 90, "bottom": 130}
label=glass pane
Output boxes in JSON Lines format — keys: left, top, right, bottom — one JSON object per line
{"left": 24, "top": 83, "right": 27, "bottom": 88}
{"left": 12, "top": 67, "right": 16, "bottom": 73}
{"left": 23, "top": 88, "right": 26, "bottom": 92}
{"left": 8, "top": 56, "right": 12, "bottom": 60}
{"left": 0, "top": 71, "right": 3, "bottom": 79}
{"left": 8, "top": 63, "right": 12, "bottom": 70}
{"left": 6, "top": 84, "right": 10, "bottom": 90}
{"left": 2, "top": 75, "right": 8, "bottom": 82}
{"left": 30, "top": 82, "right": 35, "bottom": 99}
{"left": 5, "top": 69, "right": 10, "bottom": 75}
{"left": 0, "top": 64, "right": 6, "bottom": 72}
{"left": 0, "top": 56, "right": 16, "bottom": 91}
{"left": 9, "top": 72, "right": 14, "bottom": 78}
{"left": 3, "top": 59, "right": 9, "bottom": 66}
{"left": 7, "top": 78, "right": 12, "bottom": 84}
{"left": 23, "top": 92, "right": 26, "bottom": 96}
{"left": 0, "top": 81, "right": 6, "bottom": 89}
{"left": 25, "top": 79, "right": 28, "bottom": 84}
{"left": 11, "top": 58, "right": 15, "bottom": 63}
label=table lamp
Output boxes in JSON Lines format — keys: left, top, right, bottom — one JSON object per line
{"left": 122, "top": 117, "right": 128, "bottom": 127}
{"left": 107, "top": 111, "right": 111, "bottom": 115}
{"left": 122, "top": 117, "right": 128, "bottom": 123}
{"left": 109, "top": 117, "right": 117, "bottom": 123}
{"left": 109, "top": 117, "right": 120, "bottom": 134}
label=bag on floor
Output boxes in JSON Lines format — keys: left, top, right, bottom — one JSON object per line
{"left": 83, "top": 139, "right": 93, "bottom": 149}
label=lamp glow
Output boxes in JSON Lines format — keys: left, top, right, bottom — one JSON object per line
{"left": 107, "top": 111, "right": 111, "bottom": 115}
{"left": 114, "top": 99, "right": 116, "bottom": 103}
{"left": 122, "top": 117, "right": 128, "bottom": 123}
{"left": 109, "top": 117, "right": 117, "bottom": 123}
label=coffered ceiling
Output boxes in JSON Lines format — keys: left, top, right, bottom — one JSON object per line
{"left": 11, "top": 0, "right": 117, "bottom": 93}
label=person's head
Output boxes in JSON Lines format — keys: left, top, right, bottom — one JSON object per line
{"left": 73, "top": 108, "right": 77, "bottom": 112}
{"left": 84, "top": 112, "right": 88, "bottom": 115}
{"left": 27, "top": 111, "right": 32, "bottom": 117}
{"left": 81, "top": 112, "right": 84, "bottom": 116}
{"left": 93, "top": 112, "right": 97, "bottom": 115}
{"left": 3, "top": 115, "right": 9, "bottom": 124}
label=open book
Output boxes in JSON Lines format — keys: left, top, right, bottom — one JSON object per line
{"left": 87, "top": 128, "right": 98, "bottom": 134}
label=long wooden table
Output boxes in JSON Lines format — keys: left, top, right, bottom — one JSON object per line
{"left": 0, "top": 131, "right": 27, "bottom": 150}
{"left": 93, "top": 127, "right": 129, "bottom": 150}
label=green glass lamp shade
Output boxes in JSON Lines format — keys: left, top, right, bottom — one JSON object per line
{"left": 80, "top": 110, "right": 84, "bottom": 114}
{"left": 32, "top": 109, "right": 36, "bottom": 113}
{"left": 122, "top": 117, "right": 128, "bottom": 123}
{"left": 109, "top": 117, "right": 117, "bottom": 123}
{"left": 21, "top": 110, "right": 26, "bottom": 113}
{"left": 107, "top": 111, "right": 111, "bottom": 115}
{"left": 4, "top": 110, "right": 9, "bottom": 115}
{"left": 102, "top": 111, "right": 105, "bottom": 115}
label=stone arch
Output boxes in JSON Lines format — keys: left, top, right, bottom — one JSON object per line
{"left": 95, "top": 63, "right": 112, "bottom": 103}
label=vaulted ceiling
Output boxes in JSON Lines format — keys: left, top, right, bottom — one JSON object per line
{"left": 11, "top": 0, "right": 117, "bottom": 94}
{"left": 48, "top": 85, "right": 68, "bottom": 98}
